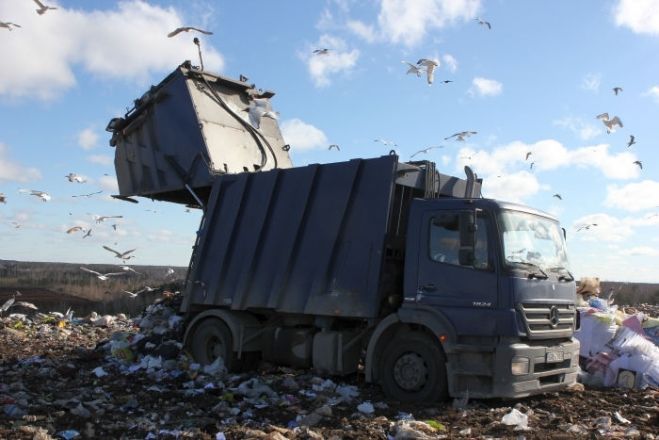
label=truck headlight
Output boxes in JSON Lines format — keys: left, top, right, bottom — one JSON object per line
{"left": 511, "top": 357, "right": 530, "bottom": 375}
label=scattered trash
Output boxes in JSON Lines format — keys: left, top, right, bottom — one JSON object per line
{"left": 501, "top": 408, "right": 529, "bottom": 431}
{"left": 357, "top": 401, "right": 375, "bottom": 414}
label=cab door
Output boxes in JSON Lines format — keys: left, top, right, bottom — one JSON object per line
{"left": 414, "top": 208, "right": 500, "bottom": 335}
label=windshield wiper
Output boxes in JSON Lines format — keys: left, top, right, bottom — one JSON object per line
{"left": 549, "top": 266, "right": 574, "bottom": 282}
{"left": 508, "top": 261, "right": 549, "bottom": 279}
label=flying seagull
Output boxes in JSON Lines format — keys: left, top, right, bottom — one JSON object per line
{"left": 167, "top": 26, "right": 213, "bottom": 38}
{"left": 80, "top": 267, "right": 125, "bottom": 281}
{"left": 313, "top": 48, "right": 330, "bottom": 55}
{"left": 553, "top": 194, "right": 562, "bottom": 200}
{"left": 65, "top": 173, "right": 86, "bottom": 183}
{"left": 633, "top": 160, "right": 643, "bottom": 170}
{"left": 72, "top": 190, "right": 103, "bottom": 198}
{"left": 0, "top": 193, "right": 6, "bottom": 204}
{"left": 66, "top": 226, "right": 84, "bottom": 234}
{"left": 245, "top": 98, "right": 278, "bottom": 129}
{"left": 475, "top": 17, "right": 491, "bottom": 29}
{"left": 576, "top": 223, "right": 597, "bottom": 232}
{"left": 0, "top": 21, "right": 21, "bottom": 31}
{"left": 122, "top": 290, "right": 140, "bottom": 298}
{"left": 402, "top": 61, "right": 423, "bottom": 77}
{"left": 529, "top": 162, "right": 535, "bottom": 170}
{"left": 374, "top": 138, "right": 398, "bottom": 147}
{"left": 416, "top": 58, "right": 439, "bottom": 85}
{"left": 33, "top": 0, "right": 57, "bottom": 15}
{"left": 444, "top": 131, "right": 477, "bottom": 142}
{"left": 612, "top": 87, "right": 623, "bottom": 95}
{"left": 82, "top": 229, "right": 92, "bottom": 239}
{"left": 102, "top": 245, "right": 136, "bottom": 261}
{"left": 19, "top": 189, "right": 51, "bottom": 202}
{"left": 94, "top": 215, "right": 123, "bottom": 224}
{"left": 328, "top": 144, "right": 340, "bottom": 151}
{"left": 596, "top": 113, "right": 623, "bottom": 133}
{"left": 411, "top": 146, "right": 444, "bottom": 158}
{"left": 626, "top": 135, "right": 636, "bottom": 148}
{"left": 118, "top": 265, "right": 141, "bottom": 275}
{"left": 525, "top": 151, "right": 532, "bottom": 161}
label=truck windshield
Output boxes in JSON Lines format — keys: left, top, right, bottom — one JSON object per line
{"left": 498, "top": 210, "right": 570, "bottom": 276}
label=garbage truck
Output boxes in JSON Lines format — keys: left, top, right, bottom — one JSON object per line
{"left": 107, "top": 61, "right": 580, "bottom": 401}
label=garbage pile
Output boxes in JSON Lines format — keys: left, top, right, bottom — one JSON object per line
{"left": 575, "top": 278, "right": 659, "bottom": 390}
{"left": 1, "top": 291, "right": 658, "bottom": 439}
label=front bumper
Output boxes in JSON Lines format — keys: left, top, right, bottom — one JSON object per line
{"left": 492, "top": 338, "right": 580, "bottom": 398}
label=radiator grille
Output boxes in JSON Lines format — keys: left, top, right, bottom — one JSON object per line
{"left": 520, "top": 303, "right": 575, "bottom": 338}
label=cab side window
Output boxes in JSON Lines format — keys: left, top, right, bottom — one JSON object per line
{"left": 429, "top": 211, "right": 490, "bottom": 269}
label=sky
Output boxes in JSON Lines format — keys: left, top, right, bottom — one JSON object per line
{"left": 1, "top": 0, "right": 658, "bottom": 283}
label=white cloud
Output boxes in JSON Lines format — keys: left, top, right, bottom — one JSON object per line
{"left": 280, "top": 119, "right": 329, "bottom": 151}
{"left": 469, "top": 77, "right": 502, "bottom": 97}
{"left": 304, "top": 35, "right": 359, "bottom": 87}
{"left": 613, "top": 0, "right": 659, "bottom": 35}
{"left": 644, "top": 85, "right": 659, "bottom": 102}
{"left": 346, "top": 20, "right": 377, "bottom": 43}
{"left": 377, "top": 0, "right": 481, "bottom": 47}
{"left": 99, "top": 175, "right": 119, "bottom": 193}
{"left": 605, "top": 180, "right": 659, "bottom": 212}
{"left": 572, "top": 213, "right": 634, "bottom": 242}
{"left": 87, "top": 154, "right": 114, "bottom": 166}
{"left": 0, "top": 0, "right": 224, "bottom": 100}
{"left": 619, "top": 246, "right": 659, "bottom": 257}
{"left": 581, "top": 73, "right": 601, "bottom": 92}
{"left": 78, "top": 128, "right": 99, "bottom": 150}
{"left": 442, "top": 54, "right": 458, "bottom": 73}
{"left": 0, "top": 143, "right": 42, "bottom": 182}
{"left": 481, "top": 171, "right": 541, "bottom": 203}
{"left": 569, "top": 144, "right": 640, "bottom": 179}
{"left": 553, "top": 117, "right": 602, "bottom": 141}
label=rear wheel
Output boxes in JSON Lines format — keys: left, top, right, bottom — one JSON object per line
{"left": 189, "top": 318, "right": 238, "bottom": 370}
{"left": 379, "top": 331, "right": 448, "bottom": 402}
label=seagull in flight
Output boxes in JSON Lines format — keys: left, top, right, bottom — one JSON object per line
{"left": 374, "top": 138, "right": 398, "bottom": 147}
{"left": 245, "top": 98, "right": 278, "bottom": 129}
{"left": 411, "top": 146, "right": 444, "bottom": 158}
{"left": 103, "top": 245, "right": 137, "bottom": 261}
{"left": 529, "top": 162, "right": 535, "bottom": 170}
{"left": 66, "top": 226, "right": 85, "bottom": 234}
{"left": 0, "top": 193, "right": 6, "bottom": 204}
{"left": 633, "top": 160, "right": 643, "bottom": 170}
{"left": 19, "top": 189, "right": 51, "bottom": 202}
{"left": 444, "top": 131, "right": 477, "bottom": 142}
{"left": 94, "top": 215, "right": 123, "bottom": 224}
{"left": 80, "top": 267, "right": 125, "bottom": 281}
{"left": 402, "top": 61, "right": 423, "bottom": 77}
{"left": 475, "top": 17, "right": 491, "bottom": 29}
{"left": 328, "top": 144, "right": 340, "bottom": 151}
{"left": 33, "top": 0, "right": 57, "bottom": 15}
{"left": 596, "top": 113, "right": 623, "bottom": 133}
{"left": 72, "top": 190, "right": 103, "bottom": 198}
{"left": 313, "top": 48, "right": 330, "bottom": 55}
{"left": 0, "top": 21, "right": 21, "bottom": 31}
{"left": 576, "top": 223, "right": 598, "bottom": 232}
{"left": 525, "top": 151, "right": 532, "bottom": 161}
{"left": 118, "top": 265, "right": 141, "bottom": 275}
{"left": 65, "top": 173, "right": 86, "bottom": 183}
{"left": 416, "top": 58, "right": 439, "bottom": 85}
{"left": 612, "top": 87, "right": 623, "bottom": 95}
{"left": 553, "top": 193, "right": 562, "bottom": 200}
{"left": 167, "top": 26, "right": 213, "bottom": 38}
{"left": 626, "top": 135, "right": 636, "bottom": 148}
{"left": 82, "top": 229, "right": 92, "bottom": 239}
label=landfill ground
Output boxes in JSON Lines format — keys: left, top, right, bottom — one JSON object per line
{"left": 0, "top": 294, "right": 657, "bottom": 440}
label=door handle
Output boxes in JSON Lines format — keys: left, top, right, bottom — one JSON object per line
{"left": 420, "top": 283, "right": 436, "bottom": 292}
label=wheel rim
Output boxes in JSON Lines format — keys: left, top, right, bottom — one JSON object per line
{"left": 205, "top": 334, "right": 226, "bottom": 361}
{"left": 393, "top": 352, "right": 428, "bottom": 391}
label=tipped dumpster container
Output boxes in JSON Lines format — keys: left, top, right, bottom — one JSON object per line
{"left": 106, "top": 61, "right": 293, "bottom": 206}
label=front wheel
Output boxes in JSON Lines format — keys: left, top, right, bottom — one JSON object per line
{"left": 379, "top": 331, "right": 448, "bottom": 402}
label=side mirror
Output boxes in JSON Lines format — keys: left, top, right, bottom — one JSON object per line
{"left": 459, "top": 211, "right": 476, "bottom": 266}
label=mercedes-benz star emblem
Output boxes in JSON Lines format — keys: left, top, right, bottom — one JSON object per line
{"left": 549, "top": 306, "right": 560, "bottom": 328}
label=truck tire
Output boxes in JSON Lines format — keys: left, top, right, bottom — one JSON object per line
{"left": 189, "top": 318, "right": 239, "bottom": 371}
{"left": 379, "top": 331, "right": 448, "bottom": 402}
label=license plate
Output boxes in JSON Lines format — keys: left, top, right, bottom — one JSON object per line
{"left": 546, "top": 350, "right": 564, "bottom": 363}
